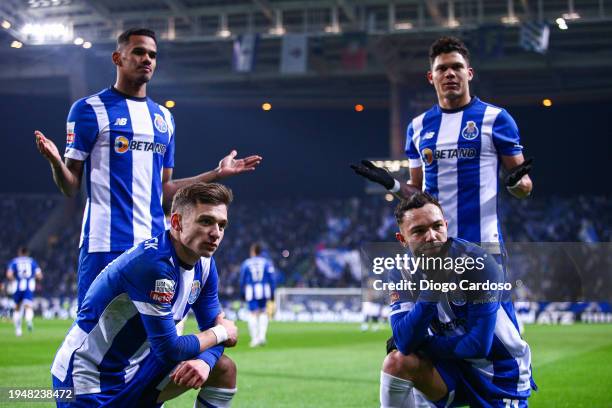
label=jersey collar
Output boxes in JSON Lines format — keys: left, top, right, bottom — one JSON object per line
{"left": 437, "top": 96, "right": 479, "bottom": 114}
{"left": 110, "top": 86, "right": 148, "bottom": 102}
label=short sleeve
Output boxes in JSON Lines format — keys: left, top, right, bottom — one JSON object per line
{"left": 492, "top": 109, "right": 523, "bottom": 156}
{"left": 405, "top": 123, "right": 422, "bottom": 168}
{"left": 64, "top": 99, "right": 99, "bottom": 161}
{"left": 161, "top": 108, "right": 175, "bottom": 169}
{"left": 7, "top": 261, "right": 16, "bottom": 274}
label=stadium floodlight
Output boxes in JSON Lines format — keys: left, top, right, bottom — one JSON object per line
{"left": 73, "top": 37, "right": 84, "bottom": 45}
{"left": 269, "top": 9, "right": 285, "bottom": 36}
{"left": 501, "top": 15, "right": 520, "bottom": 25}
{"left": 82, "top": 41, "right": 92, "bottom": 49}
{"left": 501, "top": 0, "right": 520, "bottom": 25}
{"left": 562, "top": 0, "right": 580, "bottom": 20}
{"left": 1, "top": 20, "right": 11, "bottom": 29}
{"left": 325, "top": 6, "right": 341, "bottom": 34}
{"left": 556, "top": 18, "right": 568, "bottom": 30}
{"left": 21, "top": 22, "right": 72, "bottom": 43}
{"left": 446, "top": 0, "right": 460, "bottom": 28}
{"left": 164, "top": 100, "right": 176, "bottom": 108}
{"left": 10, "top": 40, "right": 23, "bottom": 49}
{"left": 394, "top": 21, "right": 413, "bottom": 30}
{"left": 269, "top": 26, "right": 285, "bottom": 36}
{"left": 216, "top": 14, "right": 231, "bottom": 38}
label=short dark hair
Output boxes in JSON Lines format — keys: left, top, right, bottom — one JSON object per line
{"left": 250, "top": 243, "right": 262, "bottom": 256}
{"left": 429, "top": 36, "right": 470, "bottom": 66}
{"left": 394, "top": 192, "right": 443, "bottom": 225}
{"left": 17, "top": 246, "right": 29, "bottom": 256}
{"left": 171, "top": 183, "right": 233, "bottom": 214}
{"left": 117, "top": 28, "right": 157, "bottom": 48}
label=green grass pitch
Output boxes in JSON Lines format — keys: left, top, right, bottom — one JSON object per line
{"left": 0, "top": 319, "right": 611, "bottom": 407}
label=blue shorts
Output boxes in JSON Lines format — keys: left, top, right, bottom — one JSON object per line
{"left": 432, "top": 359, "right": 529, "bottom": 408}
{"left": 13, "top": 290, "right": 34, "bottom": 305}
{"left": 53, "top": 353, "right": 174, "bottom": 408}
{"left": 248, "top": 299, "right": 268, "bottom": 311}
{"left": 76, "top": 247, "right": 122, "bottom": 308}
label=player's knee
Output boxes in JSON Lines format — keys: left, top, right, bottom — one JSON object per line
{"left": 382, "top": 351, "right": 421, "bottom": 379}
{"left": 208, "top": 355, "right": 237, "bottom": 388}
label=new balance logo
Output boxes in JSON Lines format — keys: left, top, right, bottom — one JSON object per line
{"left": 114, "top": 118, "right": 128, "bottom": 126}
{"left": 144, "top": 237, "right": 158, "bottom": 250}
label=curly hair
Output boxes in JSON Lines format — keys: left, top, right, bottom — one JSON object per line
{"left": 429, "top": 36, "right": 470, "bottom": 65}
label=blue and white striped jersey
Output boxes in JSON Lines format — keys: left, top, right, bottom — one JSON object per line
{"left": 240, "top": 256, "right": 275, "bottom": 301}
{"left": 64, "top": 87, "right": 175, "bottom": 253}
{"left": 7, "top": 256, "right": 40, "bottom": 293}
{"left": 388, "top": 238, "right": 534, "bottom": 400}
{"left": 51, "top": 231, "right": 222, "bottom": 396}
{"left": 406, "top": 97, "right": 523, "bottom": 247}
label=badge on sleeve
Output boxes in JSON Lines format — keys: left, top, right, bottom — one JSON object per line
{"left": 150, "top": 279, "right": 175, "bottom": 304}
{"left": 66, "top": 122, "right": 75, "bottom": 144}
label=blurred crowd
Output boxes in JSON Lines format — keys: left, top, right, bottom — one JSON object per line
{"left": 1, "top": 193, "right": 610, "bottom": 301}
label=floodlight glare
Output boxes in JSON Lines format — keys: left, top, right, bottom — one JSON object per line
{"left": 21, "top": 22, "right": 72, "bottom": 42}
{"left": 1, "top": 20, "right": 11, "bottom": 30}
{"left": 74, "top": 37, "right": 84, "bottom": 45}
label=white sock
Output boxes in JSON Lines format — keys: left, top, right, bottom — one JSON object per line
{"left": 25, "top": 308, "right": 34, "bottom": 329}
{"left": 380, "top": 371, "right": 416, "bottom": 408}
{"left": 258, "top": 313, "right": 269, "bottom": 343}
{"left": 248, "top": 313, "right": 259, "bottom": 343}
{"left": 195, "top": 386, "right": 237, "bottom": 408}
{"left": 13, "top": 309, "right": 22, "bottom": 333}
{"left": 413, "top": 389, "right": 436, "bottom": 408}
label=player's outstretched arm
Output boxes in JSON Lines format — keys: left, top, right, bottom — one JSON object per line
{"left": 502, "top": 154, "right": 533, "bottom": 199}
{"left": 34, "top": 130, "right": 83, "bottom": 197}
{"left": 350, "top": 160, "right": 421, "bottom": 200}
{"left": 162, "top": 150, "right": 262, "bottom": 204}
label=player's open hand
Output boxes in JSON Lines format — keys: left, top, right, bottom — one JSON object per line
{"left": 34, "top": 130, "right": 62, "bottom": 166}
{"left": 216, "top": 150, "right": 262, "bottom": 179}
{"left": 170, "top": 359, "right": 211, "bottom": 389}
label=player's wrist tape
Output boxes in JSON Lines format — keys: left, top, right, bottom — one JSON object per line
{"left": 211, "top": 324, "right": 229, "bottom": 344}
{"left": 389, "top": 179, "right": 401, "bottom": 193}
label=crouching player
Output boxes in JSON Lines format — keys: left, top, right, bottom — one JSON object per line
{"left": 380, "top": 192, "right": 536, "bottom": 408}
{"left": 52, "top": 183, "right": 239, "bottom": 407}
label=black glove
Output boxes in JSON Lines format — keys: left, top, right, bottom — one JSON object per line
{"left": 505, "top": 158, "right": 533, "bottom": 187}
{"left": 350, "top": 160, "right": 396, "bottom": 190}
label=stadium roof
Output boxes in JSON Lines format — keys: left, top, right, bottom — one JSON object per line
{"left": 1, "top": 0, "right": 612, "bottom": 106}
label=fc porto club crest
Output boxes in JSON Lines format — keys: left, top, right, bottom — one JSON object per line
{"left": 461, "top": 121, "right": 479, "bottom": 140}
{"left": 188, "top": 280, "right": 201, "bottom": 304}
{"left": 154, "top": 113, "right": 168, "bottom": 133}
